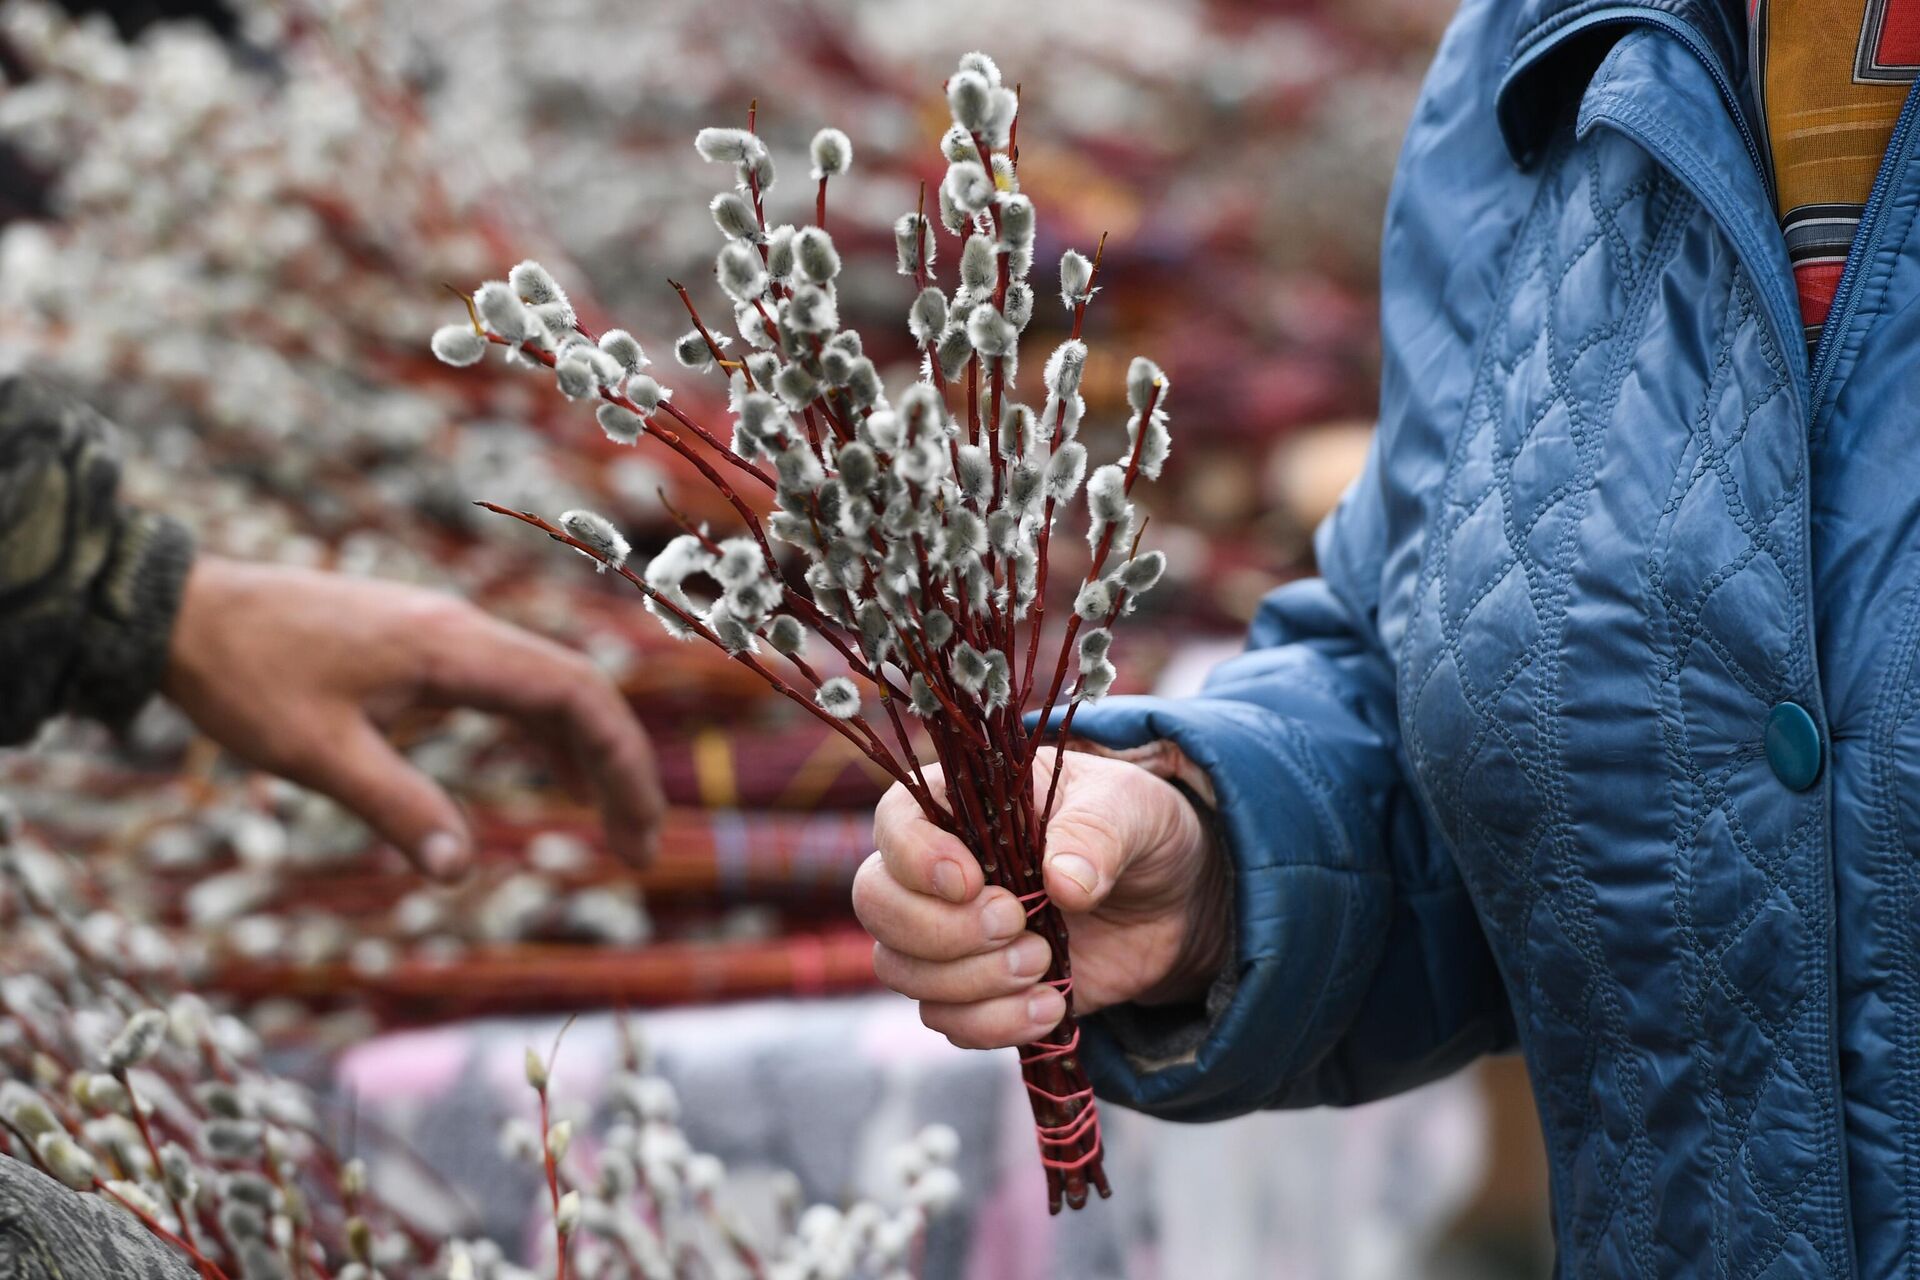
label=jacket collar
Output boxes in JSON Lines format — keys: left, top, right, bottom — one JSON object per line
{"left": 1496, "top": 0, "right": 1748, "bottom": 165}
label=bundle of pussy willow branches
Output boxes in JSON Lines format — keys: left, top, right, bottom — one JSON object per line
{"left": 432, "top": 50, "right": 1170, "bottom": 1212}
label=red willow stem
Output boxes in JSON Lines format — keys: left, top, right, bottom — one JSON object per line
{"left": 538, "top": 1085, "right": 565, "bottom": 1280}
{"left": 117, "top": 1066, "right": 197, "bottom": 1260}
{"left": 816, "top": 175, "right": 828, "bottom": 230}
{"left": 668, "top": 278, "right": 761, "bottom": 398}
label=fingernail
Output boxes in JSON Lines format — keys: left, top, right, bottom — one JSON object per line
{"left": 982, "top": 895, "right": 1025, "bottom": 941}
{"left": 1028, "top": 989, "right": 1063, "bottom": 1026}
{"left": 932, "top": 859, "right": 968, "bottom": 903}
{"left": 1049, "top": 853, "right": 1098, "bottom": 896}
{"left": 1007, "top": 935, "right": 1048, "bottom": 977}
{"left": 420, "top": 831, "right": 469, "bottom": 879}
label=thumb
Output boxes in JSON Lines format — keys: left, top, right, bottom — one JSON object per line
{"left": 303, "top": 721, "right": 473, "bottom": 879}
{"left": 1040, "top": 806, "right": 1132, "bottom": 914}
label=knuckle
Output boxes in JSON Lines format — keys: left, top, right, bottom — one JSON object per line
{"left": 849, "top": 854, "right": 889, "bottom": 920}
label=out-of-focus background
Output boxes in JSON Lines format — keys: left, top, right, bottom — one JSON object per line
{"left": 0, "top": 0, "right": 1553, "bottom": 1275}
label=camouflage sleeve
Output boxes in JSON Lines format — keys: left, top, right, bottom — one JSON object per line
{"left": 0, "top": 1158, "right": 197, "bottom": 1279}
{"left": 0, "top": 376, "right": 195, "bottom": 745}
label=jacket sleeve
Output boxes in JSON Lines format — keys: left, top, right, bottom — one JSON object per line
{"left": 1060, "top": 432, "right": 1514, "bottom": 1122}
{"left": 0, "top": 376, "right": 195, "bottom": 745}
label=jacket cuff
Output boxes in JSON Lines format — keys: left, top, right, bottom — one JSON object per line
{"left": 61, "top": 509, "right": 195, "bottom": 731}
{"left": 1040, "top": 694, "right": 1394, "bottom": 1121}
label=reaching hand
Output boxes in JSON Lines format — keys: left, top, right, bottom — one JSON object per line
{"left": 854, "top": 747, "right": 1229, "bottom": 1049}
{"left": 162, "top": 556, "right": 664, "bottom": 877}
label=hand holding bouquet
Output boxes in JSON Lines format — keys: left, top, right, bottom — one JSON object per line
{"left": 435, "top": 51, "right": 1172, "bottom": 1212}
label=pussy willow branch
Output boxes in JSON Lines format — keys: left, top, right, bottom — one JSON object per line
{"left": 472, "top": 502, "right": 949, "bottom": 827}
{"left": 1025, "top": 375, "right": 1162, "bottom": 778}
{"left": 477, "top": 328, "right": 912, "bottom": 707}
{"left": 1018, "top": 232, "right": 1109, "bottom": 707}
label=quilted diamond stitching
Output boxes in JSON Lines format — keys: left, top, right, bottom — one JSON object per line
{"left": 1397, "top": 124, "right": 1845, "bottom": 1278}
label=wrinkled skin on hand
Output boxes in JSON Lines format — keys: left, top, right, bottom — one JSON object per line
{"left": 854, "top": 747, "right": 1229, "bottom": 1050}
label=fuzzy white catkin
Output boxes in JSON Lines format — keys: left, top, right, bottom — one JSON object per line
{"left": 1060, "top": 249, "right": 1095, "bottom": 309}
{"left": 910, "top": 1166, "right": 963, "bottom": 1213}
{"left": 959, "top": 233, "right": 996, "bottom": 292}
{"left": 555, "top": 355, "right": 596, "bottom": 401}
{"left": 737, "top": 303, "right": 777, "bottom": 349}
{"left": 966, "top": 306, "right": 1016, "bottom": 358}
{"left": 707, "top": 603, "right": 756, "bottom": 654}
{"left": 1075, "top": 579, "right": 1113, "bottom": 620}
{"left": 892, "top": 215, "right": 934, "bottom": 280}
{"left": 1045, "top": 441, "right": 1088, "bottom": 501}
{"left": 998, "top": 194, "right": 1035, "bottom": 248}
{"left": 587, "top": 347, "right": 625, "bottom": 386}
{"left": 957, "top": 50, "right": 1002, "bottom": 86}
{"left": 1043, "top": 339, "right": 1087, "bottom": 399}
{"left": 1080, "top": 628, "right": 1114, "bottom": 666}
{"left": 774, "top": 363, "right": 820, "bottom": 410}
{"left": 794, "top": 227, "right": 841, "bottom": 282}
{"left": 767, "top": 224, "right": 798, "bottom": 280}
{"left": 510, "top": 259, "right": 566, "bottom": 307}
{"left": 837, "top": 441, "right": 878, "bottom": 490}
{"left": 815, "top": 677, "right": 861, "bottom": 720}
{"left": 559, "top": 510, "right": 630, "bottom": 573}
{"left": 431, "top": 324, "right": 486, "bottom": 367}
{"left": 1127, "top": 409, "right": 1172, "bottom": 479}
{"left": 947, "top": 70, "right": 992, "bottom": 133}
{"left": 1004, "top": 280, "right": 1034, "bottom": 330}
{"left": 695, "top": 127, "right": 761, "bottom": 164}
{"left": 104, "top": 1009, "right": 166, "bottom": 1071}
{"left": 984, "top": 88, "right": 1020, "bottom": 146}
{"left": 528, "top": 302, "right": 574, "bottom": 345}
{"left": 943, "top": 161, "right": 994, "bottom": 216}
{"left": 956, "top": 445, "right": 991, "bottom": 507}
{"left": 710, "top": 191, "right": 764, "bottom": 243}
{"left": 1118, "top": 550, "right": 1167, "bottom": 593}
{"left": 1127, "top": 356, "right": 1168, "bottom": 411}
{"left": 740, "top": 145, "right": 778, "bottom": 196}
{"left": 717, "top": 241, "right": 768, "bottom": 303}
{"left": 547, "top": 1119, "right": 574, "bottom": 1164}
{"left": 765, "top": 615, "right": 806, "bottom": 655}
{"left": 1086, "top": 464, "right": 1129, "bottom": 522}
{"left": 809, "top": 127, "right": 853, "bottom": 179}
{"left": 674, "top": 329, "right": 718, "bottom": 370}
{"left": 1000, "top": 404, "right": 1036, "bottom": 458}
{"left": 597, "top": 402, "right": 644, "bottom": 444}
{"left": 625, "top": 375, "right": 670, "bottom": 414}
{"left": 598, "top": 329, "right": 648, "bottom": 374}
{"left": 1042, "top": 392, "right": 1085, "bottom": 442}
{"left": 936, "top": 325, "right": 974, "bottom": 380}
{"left": 37, "top": 1133, "right": 95, "bottom": 1191}
{"left": 712, "top": 537, "right": 761, "bottom": 588}
{"left": 474, "top": 280, "right": 531, "bottom": 342}
{"left": 1076, "top": 658, "right": 1118, "bottom": 702}
{"left": 909, "top": 288, "right": 947, "bottom": 346}
{"left": 786, "top": 283, "right": 838, "bottom": 333}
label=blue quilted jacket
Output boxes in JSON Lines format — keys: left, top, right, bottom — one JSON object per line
{"left": 1066, "top": 0, "right": 1920, "bottom": 1273}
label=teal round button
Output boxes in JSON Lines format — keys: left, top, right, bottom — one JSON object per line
{"left": 1765, "top": 701, "right": 1823, "bottom": 791}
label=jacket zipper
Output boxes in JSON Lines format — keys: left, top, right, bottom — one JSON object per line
{"left": 1806, "top": 77, "right": 1920, "bottom": 423}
